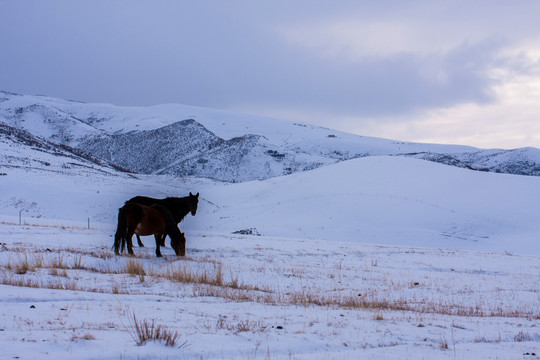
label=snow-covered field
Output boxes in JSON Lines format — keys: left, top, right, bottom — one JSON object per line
{"left": 1, "top": 153, "right": 539, "bottom": 359}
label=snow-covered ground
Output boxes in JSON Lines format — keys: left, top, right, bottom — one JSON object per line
{"left": 1, "top": 153, "right": 539, "bottom": 359}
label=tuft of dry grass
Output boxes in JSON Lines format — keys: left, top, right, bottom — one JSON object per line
{"left": 49, "top": 268, "right": 69, "bottom": 277}
{"left": 214, "top": 315, "right": 268, "bottom": 334}
{"left": 49, "top": 253, "right": 67, "bottom": 269}
{"left": 71, "top": 332, "right": 96, "bottom": 341}
{"left": 128, "top": 312, "right": 184, "bottom": 347}
{"left": 124, "top": 259, "right": 146, "bottom": 277}
{"left": 439, "top": 338, "right": 449, "bottom": 350}
{"left": 373, "top": 311, "right": 384, "bottom": 321}
{"left": 514, "top": 331, "right": 534, "bottom": 342}
{"left": 8, "top": 250, "right": 43, "bottom": 274}
{"left": 71, "top": 255, "right": 85, "bottom": 269}
{"left": 164, "top": 262, "right": 224, "bottom": 287}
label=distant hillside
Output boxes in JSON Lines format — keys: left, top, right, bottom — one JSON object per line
{"left": 406, "top": 148, "right": 540, "bottom": 176}
{"left": 2, "top": 90, "right": 540, "bottom": 181}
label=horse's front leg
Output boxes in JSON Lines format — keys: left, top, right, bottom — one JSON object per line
{"left": 154, "top": 234, "right": 163, "bottom": 257}
{"left": 179, "top": 236, "right": 185, "bottom": 256}
{"left": 136, "top": 234, "right": 144, "bottom": 247}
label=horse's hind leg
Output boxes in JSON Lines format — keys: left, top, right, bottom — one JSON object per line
{"left": 114, "top": 207, "right": 127, "bottom": 255}
{"left": 136, "top": 234, "right": 144, "bottom": 247}
{"left": 114, "top": 226, "right": 122, "bottom": 255}
{"left": 126, "top": 235, "right": 136, "bottom": 253}
{"left": 154, "top": 234, "right": 162, "bottom": 257}
{"left": 114, "top": 232, "right": 121, "bottom": 255}
{"left": 126, "top": 230, "right": 135, "bottom": 255}
{"left": 160, "top": 234, "right": 166, "bottom": 247}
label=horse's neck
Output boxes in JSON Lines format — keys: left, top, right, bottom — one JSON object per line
{"left": 169, "top": 198, "right": 190, "bottom": 221}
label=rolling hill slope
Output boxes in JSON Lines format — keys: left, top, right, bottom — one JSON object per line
{"left": 3, "top": 91, "right": 540, "bottom": 181}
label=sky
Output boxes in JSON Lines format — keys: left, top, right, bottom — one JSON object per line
{"left": 1, "top": 0, "right": 540, "bottom": 149}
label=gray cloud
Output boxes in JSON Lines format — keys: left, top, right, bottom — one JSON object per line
{"left": 2, "top": 1, "right": 540, "bottom": 147}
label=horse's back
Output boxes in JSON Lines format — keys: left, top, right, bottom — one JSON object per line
{"left": 127, "top": 194, "right": 198, "bottom": 223}
{"left": 127, "top": 196, "right": 161, "bottom": 206}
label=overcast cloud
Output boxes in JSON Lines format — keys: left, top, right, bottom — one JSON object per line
{"left": 2, "top": 0, "right": 540, "bottom": 148}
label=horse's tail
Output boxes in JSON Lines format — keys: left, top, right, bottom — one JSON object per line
{"left": 114, "top": 206, "right": 128, "bottom": 255}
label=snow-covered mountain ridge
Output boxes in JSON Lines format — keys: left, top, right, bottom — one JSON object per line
{"left": 2, "top": 90, "right": 540, "bottom": 181}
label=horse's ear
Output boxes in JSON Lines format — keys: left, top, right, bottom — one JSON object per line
{"left": 196, "top": 192, "right": 199, "bottom": 198}
{"left": 190, "top": 192, "right": 193, "bottom": 196}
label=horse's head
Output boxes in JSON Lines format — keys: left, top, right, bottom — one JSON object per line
{"left": 188, "top": 192, "right": 199, "bottom": 216}
{"left": 172, "top": 231, "right": 186, "bottom": 256}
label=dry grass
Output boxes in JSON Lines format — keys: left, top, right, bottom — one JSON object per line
{"left": 128, "top": 312, "right": 184, "bottom": 347}
{"left": 124, "top": 259, "right": 146, "bottom": 277}
{"left": 7, "top": 251, "right": 43, "bottom": 274}
{"left": 1, "top": 246, "right": 538, "bottom": 321}
{"left": 6, "top": 249, "right": 85, "bottom": 273}
{"left": 514, "top": 331, "right": 534, "bottom": 342}
{"left": 162, "top": 262, "right": 224, "bottom": 287}
{"left": 71, "top": 255, "right": 85, "bottom": 269}
{"left": 215, "top": 315, "right": 268, "bottom": 334}
{"left": 439, "top": 338, "right": 449, "bottom": 350}
{"left": 0, "top": 273, "right": 79, "bottom": 291}
{"left": 49, "top": 268, "right": 68, "bottom": 277}
{"left": 71, "top": 332, "right": 96, "bottom": 341}
{"left": 49, "top": 253, "right": 68, "bottom": 269}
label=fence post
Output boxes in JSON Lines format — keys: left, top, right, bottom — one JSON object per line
{"left": 18, "top": 209, "right": 27, "bottom": 225}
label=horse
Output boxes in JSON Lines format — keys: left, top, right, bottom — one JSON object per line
{"left": 125, "top": 192, "right": 199, "bottom": 249}
{"left": 114, "top": 202, "right": 186, "bottom": 257}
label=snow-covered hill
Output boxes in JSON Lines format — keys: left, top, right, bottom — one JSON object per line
{"left": 0, "top": 122, "right": 127, "bottom": 176}
{"left": 3, "top": 90, "right": 540, "bottom": 181}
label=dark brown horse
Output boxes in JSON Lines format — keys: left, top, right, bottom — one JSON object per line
{"left": 126, "top": 192, "right": 199, "bottom": 249}
{"left": 114, "top": 203, "right": 186, "bottom": 257}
